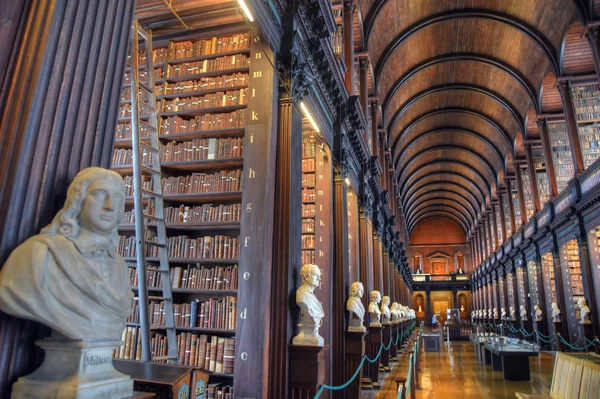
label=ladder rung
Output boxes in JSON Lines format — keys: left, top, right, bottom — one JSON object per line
{"left": 146, "top": 267, "right": 168, "bottom": 272}
{"left": 140, "top": 165, "right": 161, "bottom": 175}
{"left": 142, "top": 213, "right": 162, "bottom": 222}
{"left": 148, "top": 296, "right": 169, "bottom": 301}
{"left": 139, "top": 120, "right": 156, "bottom": 132}
{"left": 141, "top": 188, "right": 162, "bottom": 197}
{"left": 140, "top": 142, "right": 159, "bottom": 153}
{"left": 152, "top": 356, "right": 177, "bottom": 361}
{"left": 139, "top": 81, "right": 153, "bottom": 93}
{"left": 151, "top": 324, "right": 175, "bottom": 330}
{"left": 144, "top": 239, "right": 166, "bottom": 247}
{"left": 139, "top": 100, "right": 154, "bottom": 110}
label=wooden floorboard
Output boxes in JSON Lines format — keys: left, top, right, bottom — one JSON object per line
{"left": 361, "top": 341, "right": 555, "bottom": 399}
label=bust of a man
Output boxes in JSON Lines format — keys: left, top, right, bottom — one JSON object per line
{"left": 368, "top": 290, "right": 382, "bottom": 327}
{"left": 493, "top": 308, "right": 498, "bottom": 319}
{"left": 380, "top": 296, "right": 391, "bottom": 325}
{"left": 293, "top": 263, "right": 324, "bottom": 346}
{"left": 0, "top": 167, "right": 132, "bottom": 339}
{"left": 578, "top": 298, "right": 592, "bottom": 324}
{"left": 346, "top": 281, "right": 366, "bottom": 332}
{"left": 534, "top": 304, "right": 543, "bottom": 322}
{"left": 510, "top": 306, "right": 516, "bottom": 320}
{"left": 501, "top": 307, "right": 507, "bottom": 320}
{"left": 390, "top": 302, "right": 400, "bottom": 324}
{"left": 551, "top": 301, "right": 561, "bottom": 323}
{"left": 520, "top": 305, "right": 528, "bottom": 321}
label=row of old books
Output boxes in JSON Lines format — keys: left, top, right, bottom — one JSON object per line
{"left": 302, "top": 234, "right": 316, "bottom": 249}
{"left": 302, "top": 140, "right": 316, "bottom": 158}
{"left": 111, "top": 137, "right": 243, "bottom": 165}
{"left": 119, "top": 101, "right": 160, "bottom": 118}
{"left": 121, "top": 67, "right": 164, "bottom": 86}
{"left": 122, "top": 203, "right": 242, "bottom": 224}
{"left": 162, "top": 88, "right": 248, "bottom": 113}
{"left": 205, "top": 384, "right": 233, "bottom": 399}
{"left": 303, "top": 204, "right": 316, "bottom": 218}
{"left": 128, "top": 264, "right": 238, "bottom": 291}
{"left": 163, "top": 73, "right": 248, "bottom": 95}
{"left": 162, "top": 170, "right": 243, "bottom": 194}
{"left": 167, "top": 32, "right": 250, "bottom": 60}
{"left": 302, "top": 218, "right": 315, "bottom": 233}
{"left": 115, "top": 121, "right": 152, "bottom": 140}
{"left": 128, "top": 296, "right": 236, "bottom": 330}
{"left": 125, "top": 48, "right": 168, "bottom": 66}
{"left": 302, "top": 158, "right": 316, "bottom": 171}
{"left": 117, "top": 235, "right": 240, "bottom": 259}
{"left": 302, "top": 250, "right": 316, "bottom": 265}
{"left": 302, "top": 187, "right": 316, "bottom": 202}
{"left": 159, "top": 110, "right": 246, "bottom": 135}
{"left": 166, "top": 54, "right": 249, "bottom": 78}
{"left": 302, "top": 173, "right": 316, "bottom": 187}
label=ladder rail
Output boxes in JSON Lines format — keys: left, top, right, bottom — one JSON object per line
{"left": 130, "top": 19, "right": 178, "bottom": 364}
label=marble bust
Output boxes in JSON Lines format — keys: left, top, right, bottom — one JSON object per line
{"left": 368, "top": 290, "right": 382, "bottom": 327}
{"left": 380, "top": 296, "right": 391, "bottom": 325}
{"left": 551, "top": 301, "right": 561, "bottom": 323}
{"left": 534, "top": 304, "right": 543, "bottom": 322}
{"left": 510, "top": 306, "right": 516, "bottom": 320}
{"left": 293, "top": 263, "right": 325, "bottom": 346}
{"left": 578, "top": 298, "right": 592, "bottom": 325}
{"left": 390, "top": 302, "right": 400, "bottom": 324}
{"left": 346, "top": 281, "right": 366, "bottom": 332}
{"left": 501, "top": 308, "right": 507, "bottom": 320}
{"left": 520, "top": 305, "right": 528, "bottom": 321}
{"left": 493, "top": 308, "right": 498, "bottom": 319}
{"left": 0, "top": 167, "right": 132, "bottom": 339}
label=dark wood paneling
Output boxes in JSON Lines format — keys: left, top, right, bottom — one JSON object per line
{"left": 410, "top": 219, "right": 466, "bottom": 246}
{"left": 562, "top": 22, "right": 595, "bottom": 76}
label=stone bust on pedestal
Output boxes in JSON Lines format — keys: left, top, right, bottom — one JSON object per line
{"left": 368, "top": 290, "right": 382, "bottom": 327}
{"left": 551, "top": 302, "right": 561, "bottom": 323}
{"left": 0, "top": 167, "right": 134, "bottom": 398}
{"left": 578, "top": 298, "right": 592, "bottom": 324}
{"left": 501, "top": 307, "right": 507, "bottom": 320}
{"left": 390, "top": 302, "right": 400, "bottom": 324}
{"left": 380, "top": 296, "right": 391, "bottom": 325}
{"left": 534, "top": 304, "right": 543, "bottom": 322}
{"left": 346, "top": 281, "right": 366, "bottom": 332}
{"left": 520, "top": 305, "right": 528, "bottom": 321}
{"left": 293, "top": 263, "right": 325, "bottom": 346}
{"left": 510, "top": 306, "right": 516, "bottom": 320}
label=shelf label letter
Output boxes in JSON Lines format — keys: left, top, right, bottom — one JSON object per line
{"left": 248, "top": 168, "right": 256, "bottom": 178}
{"left": 241, "top": 352, "right": 248, "bottom": 361}
{"left": 244, "top": 236, "right": 251, "bottom": 247}
{"left": 255, "top": 52, "right": 262, "bottom": 59}
{"left": 244, "top": 272, "right": 250, "bottom": 280}
{"left": 253, "top": 71, "right": 262, "bottom": 78}
{"left": 246, "top": 203, "right": 253, "bottom": 212}
{"left": 251, "top": 111, "right": 259, "bottom": 120}
{"left": 240, "top": 309, "right": 247, "bottom": 319}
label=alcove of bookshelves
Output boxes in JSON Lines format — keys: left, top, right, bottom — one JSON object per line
{"left": 570, "top": 83, "right": 600, "bottom": 168}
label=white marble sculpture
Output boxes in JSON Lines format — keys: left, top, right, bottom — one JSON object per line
{"left": 409, "top": 309, "right": 416, "bottom": 319}
{"left": 368, "top": 290, "right": 382, "bottom": 327}
{"left": 0, "top": 167, "right": 134, "bottom": 399}
{"left": 534, "top": 304, "right": 543, "bottom": 322}
{"left": 381, "top": 296, "right": 391, "bottom": 325}
{"left": 483, "top": 309, "right": 488, "bottom": 319}
{"left": 501, "top": 308, "right": 507, "bottom": 320}
{"left": 489, "top": 309, "right": 493, "bottom": 319}
{"left": 510, "top": 306, "right": 516, "bottom": 320}
{"left": 578, "top": 298, "right": 592, "bottom": 324}
{"left": 293, "top": 263, "right": 325, "bottom": 346}
{"left": 399, "top": 305, "right": 407, "bottom": 321}
{"left": 390, "top": 302, "right": 400, "bottom": 324}
{"left": 520, "top": 305, "right": 528, "bottom": 321}
{"left": 346, "top": 281, "right": 366, "bottom": 332}
{"left": 551, "top": 302, "right": 561, "bottom": 323}
{"left": 493, "top": 308, "right": 498, "bottom": 319}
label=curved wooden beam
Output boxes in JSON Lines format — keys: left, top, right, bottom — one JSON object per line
{"left": 363, "top": 0, "right": 387, "bottom": 43}
{"left": 387, "top": 83, "right": 525, "bottom": 139}
{"left": 390, "top": 107, "right": 514, "bottom": 157}
{"left": 382, "top": 53, "right": 540, "bottom": 115}
{"left": 408, "top": 200, "right": 474, "bottom": 231}
{"left": 409, "top": 205, "right": 470, "bottom": 234}
{"left": 410, "top": 213, "right": 468, "bottom": 237}
{"left": 396, "top": 127, "right": 506, "bottom": 171}
{"left": 404, "top": 183, "right": 480, "bottom": 218}
{"left": 407, "top": 194, "right": 477, "bottom": 225}
{"left": 397, "top": 159, "right": 492, "bottom": 201}
{"left": 374, "top": 9, "right": 560, "bottom": 82}
{"left": 400, "top": 171, "right": 485, "bottom": 209}
{"left": 397, "top": 144, "right": 497, "bottom": 189}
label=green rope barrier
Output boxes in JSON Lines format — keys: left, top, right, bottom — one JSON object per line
{"left": 558, "top": 335, "right": 598, "bottom": 351}
{"left": 534, "top": 330, "right": 557, "bottom": 343}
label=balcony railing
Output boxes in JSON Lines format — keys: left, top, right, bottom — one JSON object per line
{"left": 412, "top": 273, "right": 470, "bottom": 283}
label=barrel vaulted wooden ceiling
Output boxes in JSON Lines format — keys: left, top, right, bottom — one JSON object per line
{"left": 360, "top": 0, "right": 599, "bottom": 240}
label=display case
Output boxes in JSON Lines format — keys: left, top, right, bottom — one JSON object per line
{"left": 558, "top": 239, "right": 584, "bottom": 342}
{"left": 570, "top": 83, "right": 600, "bottom": 168}
{"left": 547, "top": 121, "right": 574, "bottom": 193}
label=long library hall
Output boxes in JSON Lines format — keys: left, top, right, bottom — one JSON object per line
{"left": 2, "top": 1, "right": 600, "bottom": 399}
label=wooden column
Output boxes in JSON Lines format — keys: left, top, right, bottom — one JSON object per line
{"left": 498, "top": 192, "right": 507, "bottom": 243}
{"left": 359, "top": 56, "right": 369, "bottom": 118}
{"left": 382, "top": 249, "right": 390, "bottom": 298}
{"left": 343, "top": 0, "right": 354, "bottom": 93}
{"left": 500, "top": 271, "right": 509, "bottom": 312}
{"left": 524, "top": 142, "right": 541, "bottom": 213}
{"left": 0, "top": 0, "right": 135, "bottom": 396}
{"left": 332, "top": 168, "right": 350, "bottom": 398}
{"left": 486, "top": 213, "right": 493, "bottom": 255}
{"left": 359, "top": 203, "right": 374, "bottom": 317}
{"left": 373, "top": 233, "right": 384, "bottom": 292}
{"left": 492, "top": 202, "right": 499, "bottom": 249}
{"left": 537, "top": 118, "right": 559, "bottom": 198}
{"left": 504, "top": 178, "right": 517, "bottom": 235}
{"left": 370, "top": 101, "right": 378, "bottom": 156}
{"left": 513, "top": 163, "right": 528, "bottom": 225}
{"left": 557, "top": 79, "right": 584, "bottom": 175}
{"left": 348, "top": 190, "right": 360, "bottom": 283}
{"left": 266, "top": 91, "right": 302, "bottom": 399}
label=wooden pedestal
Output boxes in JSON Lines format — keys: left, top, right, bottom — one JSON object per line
{"left": 289, "top": 345, "right": 331, "bottom": 399}
{"left": 367, "top": 326, "right": 382, "bottom": 389}
{"left": 580, "top": 323, "right": 594, "bottom": 351}
{"left": 380, "top": 324, "right": 391, "bottom": 371}
{"left": 345, "top": 331, "right": 367, "bottom": 399}
{"left": 390, "top": 324, "right": 398, "bottom": 361}
{"left": 534, "top": 320, "right": 548, "bottom": 349}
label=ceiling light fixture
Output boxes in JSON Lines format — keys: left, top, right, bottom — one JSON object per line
{"left": 238, "top": 0, "right": 254, "bottom": 22}
{"left": 300, "top": 101, "right": 320, "bottom": 133}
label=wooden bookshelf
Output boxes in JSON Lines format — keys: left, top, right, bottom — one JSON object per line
{"left": 521, "top": 168, "right": 535, "bottom": 221}
{"left": 541, "top": 252, "right": 556, "bottom": 319}
{"left": 507, "top": 271, "right": 516, "bottom": 310}
{"left": 526, "top": 259, "right": 540, "bottom": 311}
{"left": 502, "top": 192, "right": 512, "bottom": 237}
{"left": 559, "top": 239, "right": 584, "bottom": 340}
{"left": 547, "top": 122, "right": 575, "bottom": 193}
{"left": 495, "top": 211, "right": 503, "bottom": 245}
{"left": 571, "top": 83, "right": 600, "bottom": 168}
{"left": 111, "top": 33, "right": 253, "bottom": 395}
{"left": 498, "top": 276, "right": 505, "bottom": 310}
{"left": 301, "top": 131, "right": 317, "bottom": 264}
{"left": 516, "top": 266, "right": 528, "bottom": 314}
{"left": 511, "top": 189, "right": 522, "bottom": 230}
{"left": 532, "top": 147, "right": 550, "bottom": 206}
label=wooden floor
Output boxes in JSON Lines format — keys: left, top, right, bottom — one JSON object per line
{"left": 361, "top": 341, "right": 555, "bottom": 399}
